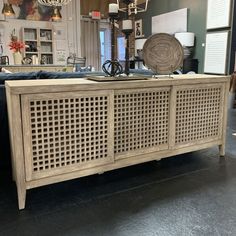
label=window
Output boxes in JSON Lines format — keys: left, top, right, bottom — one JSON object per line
{"left": 100, "top": 30, "right": 106, "bottom": 66}
{"left": 100, "top": 21, "right": 111, "bottom": 69}
{"left": 117, "top": 36, "right": 125, "bottom": 61}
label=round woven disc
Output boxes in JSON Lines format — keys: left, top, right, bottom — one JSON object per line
{"left": 143, "top": 33, "right": 184, "bottom": 74}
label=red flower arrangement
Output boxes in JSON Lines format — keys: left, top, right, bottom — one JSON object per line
{"left": 8, "top": 34, "right": 25, "bottom": 52}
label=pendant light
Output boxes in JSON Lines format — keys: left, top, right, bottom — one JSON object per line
{"left": 51, "top": 7, "right": 62, "bottom": 21}
{"left": 38, "top": 0, "right": 71, "bottom": 6}
{"left": 2, "top": 3, "right": 15, "bottom": 16}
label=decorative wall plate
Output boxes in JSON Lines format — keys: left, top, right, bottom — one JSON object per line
{"left": 143, "top": 33, "right": 184, "bottom": 74}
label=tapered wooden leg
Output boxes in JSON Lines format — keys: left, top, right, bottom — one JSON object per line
{"left": 17, "top": 186, "right": 26, "bottom": 210}
{"left": 8, "top": 94, "right": 27, "bottom": 210}
{"left": 219, "top": 144, "right": 225, "bottom": 157}
{"left": 11, "top": 157, "right": 16, "bottom": 182}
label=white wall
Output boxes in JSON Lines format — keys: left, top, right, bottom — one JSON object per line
{"left": 0, "top": 0, "right": 80, "bottom": 65}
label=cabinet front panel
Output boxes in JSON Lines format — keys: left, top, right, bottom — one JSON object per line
{"left": 21, "top": 91, "right": 114, "bottom": 181}
{"left": 174, "top": 84, "right": 224, "bottom": 147}
{"left": 114, "top": 88, "right": 170, "bottom": 159}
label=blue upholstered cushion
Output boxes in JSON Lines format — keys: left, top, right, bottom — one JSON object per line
{"left": 0, "top": 71, "right": 108, "bottom": 85}
{"left": 0, "top": 72, "right": 39, "bottom": 85}
{"left": 38, "top": 71, "right": 106, "bottom": 79}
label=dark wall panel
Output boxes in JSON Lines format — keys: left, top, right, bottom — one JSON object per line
{"left": 138, "top": 0, "right": 207, "bottom": 73}
{"left": 230, "top": 0, "right": 236, "bottom": 73}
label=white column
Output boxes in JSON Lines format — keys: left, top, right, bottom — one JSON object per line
{"left": 75, "top": 0, "right": 81, "bottom": 57}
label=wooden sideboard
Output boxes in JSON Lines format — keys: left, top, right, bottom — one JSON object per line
{"left": 0, "top": 65, "right": 73, "bottom": 73}
{"left": 5, "top": 74, "right": 230, "bottom": 209}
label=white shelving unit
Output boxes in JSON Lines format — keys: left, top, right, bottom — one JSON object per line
{"left": 21, "top": 27, "right": 54, "bottom": 65}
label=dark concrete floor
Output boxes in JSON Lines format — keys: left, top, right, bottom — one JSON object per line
{"left": 0, "top": 110, "right": 235, "bottom": 236}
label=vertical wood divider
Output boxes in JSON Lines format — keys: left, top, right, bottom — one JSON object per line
{"left": 21, "top": 95, "right": 33, "bottom": 181}
{"left": 108, "top": 90, "right": 115, "bottom": 162}
{"left": 169, "top": 85, "right": 177, "bottom": 149}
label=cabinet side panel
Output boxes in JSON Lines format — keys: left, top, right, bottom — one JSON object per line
{"left": 8, "top": 92, "right": 26, "bottom": 209}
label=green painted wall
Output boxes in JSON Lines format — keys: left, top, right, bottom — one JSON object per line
{"left": 138, "top": 0, "right": 207, "bottom": 73}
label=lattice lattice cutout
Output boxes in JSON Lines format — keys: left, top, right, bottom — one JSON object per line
{"left": 22, "top": 91, "right": 113, "bottom": 180}
{"left": 175, "top": 85, "right": 223, "bottom": 145}
{"left": 114, "top": 89, "right": 170, "bottom": 158}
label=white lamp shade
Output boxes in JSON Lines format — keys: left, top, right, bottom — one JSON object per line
{"left": 175, "top": 32, "right": 195, "bottom": 47}
{"left": 109, "top": 3, "right": 119, "bottom": 13}
{"left": 135, "top": 38, "right": 146, "bottom": 56}
{"left": 122, "top": 20, "right": 132, "bottom": 30}
{"left": 135, "top": 38, "right": 146, "bottom": 50}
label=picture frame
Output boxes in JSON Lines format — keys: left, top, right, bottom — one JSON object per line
{"left": 206, "top": 0, "right": 232, "bottom": 29}
{"left": 135, "top": 19, "right": 144, "bottom": 38}
{"left": 204, "top": 31, "right": 229, "bottom": 74}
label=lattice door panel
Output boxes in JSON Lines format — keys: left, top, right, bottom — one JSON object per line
{"left": 175, "top": 84, "right": 224, "bottom": 146}
{"left": 21, "top": 91, "right": 114, "bottom": 181}
{"left": 114, "top": 88, "right": 170, "bottom": 159}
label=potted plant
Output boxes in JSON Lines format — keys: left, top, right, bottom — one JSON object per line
{"left": 8, "top": 30, "right": 25, "bottom": 65}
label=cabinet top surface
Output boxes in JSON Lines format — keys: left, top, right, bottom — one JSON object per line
{"left": 5, "top": 74, "right": 230, "bottom": 94}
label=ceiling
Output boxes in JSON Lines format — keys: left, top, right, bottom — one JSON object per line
{"left": 80, "top": 0, "right": 148, "bottom": 17}
{"left": 80, "top": 0, "right": 117, "bottom": 17}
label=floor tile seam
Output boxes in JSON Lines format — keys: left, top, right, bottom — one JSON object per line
{"left": 74, "top": 163, "right": 227, "bottom": 206}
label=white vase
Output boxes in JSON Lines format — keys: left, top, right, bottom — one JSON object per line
{"left": 13, "top": 51, "right": 22, "bottom": 65}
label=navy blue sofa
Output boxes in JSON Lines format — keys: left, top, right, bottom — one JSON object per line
{"left": 0, "top": 69, "right": 154, "bottom": 171}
